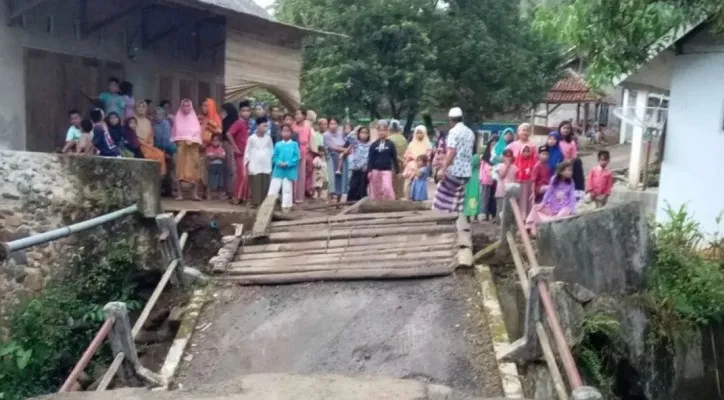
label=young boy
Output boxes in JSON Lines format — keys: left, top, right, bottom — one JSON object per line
{"left": 312, "top": 146, "right": 328, "bottom": 199}
{"left": 206, "top": 134, "right": 228, "bottom": 200}
{"left": 90, "top": 109, "right": 121, "bottom": 157}
{"left": 268, "top": 123, "right": 301, "bottom": 211}
{"left": 98, "top": 77, "right": 125, "bottom": 117}
{"left": 585, "top": 150, "right": 613, "bottom": 208}
{"left": 76, "top": 119, "right": 96, "bottom": 155}
{"left": 244, "top": 117, "right": 274, "bottom": 207}
{"left": 62, "top": 110, "right": 83, "bottom": 153}
{"left": 531, "top": 145, "right": 552, "bottom": 204}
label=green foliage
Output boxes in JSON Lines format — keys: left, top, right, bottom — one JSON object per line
{"left": 649, "top": 204, "right": 724, "bottom": 325}
{"left": 574, "top": 312, "right": 625, "bottom": 399}
{"left": 275, "top": 0, "right": 562, "bottom": 124}
{"left": 533, "top": 0, "right": 722, "bottom": 88}
{"left": 0, "top": 240, "right": 145, "bottom": 400}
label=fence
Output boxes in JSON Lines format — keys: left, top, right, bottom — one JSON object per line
{"left": 497, "top": 188, "right": 602, "bottom": 400}
{"left": 0, "top": 205, "right": 192, "bottom": 392}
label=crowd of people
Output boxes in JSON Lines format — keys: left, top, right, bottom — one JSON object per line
{"left": 60, "top": 77, "right": 612, "bottom": 224}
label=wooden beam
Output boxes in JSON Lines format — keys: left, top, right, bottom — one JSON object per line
{"left": 83, "top": 4, "right": 145, "bottom": 38}
{"left": 6, "top": 0, "right": 52, "bottom": 25}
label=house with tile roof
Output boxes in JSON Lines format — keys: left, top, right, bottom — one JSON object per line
{"left": 0, "top": 0, "right": 337, "bottom": 152}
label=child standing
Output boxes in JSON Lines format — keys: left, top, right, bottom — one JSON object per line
{"left": 514, "top": 144, "right": 537, "bottom": 217}
{"left": 480, "top": 140, "right": 495, "bottom": 221}
{"left": 531, "top": 145, "right": 552, "bottom": 204}
{"left": 526, "top": 161, "right": 576, "bottom": 236}
{"left": 206, "top": 134, "right": 228, "bottom": 200}
{"left": 367, "top": 123, "right": 400, "bottom": 200}
{"left": 268, "top": 124, "right": 300, "bottom": 212}
{"left": 244, "top": 117, "right": 274, "bottom": 207}
{"left": 312, "top": 146, "right": 328, "bottom": 199}
{"left": 409, "top": 154, "right": 430, "bottom": 202}
{"left": 585, "top": 150, "right": 613, "bottom": 208}
{"left": 347, "top": 126, "right": 372, "bottom": 201}
{"left": 494, "top": 149, "right": 518, "bottom": 221}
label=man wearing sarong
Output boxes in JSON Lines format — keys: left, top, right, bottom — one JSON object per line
{"left": 433, "top": 107, "right": 475, "bottom": 213}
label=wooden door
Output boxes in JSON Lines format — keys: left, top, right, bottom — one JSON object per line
{"left": 197, "top": 81, "right": 211, "bottom": 107}
{"left": 158, "top": 74, "right": 174, "bottom": 106}
{"left": 179, "top": 78, "right": 194, "bottom": 105}
{"left": 216, "top": 83, "right": 225, "bottom": 104}
{"left": 25, "top": 49, "right": 60, "bottom": 152}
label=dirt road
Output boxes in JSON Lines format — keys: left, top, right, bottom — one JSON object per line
{"left": 176, "top": 272, "right": 504, "bottom": 398}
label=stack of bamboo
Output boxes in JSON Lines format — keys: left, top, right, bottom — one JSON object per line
{"left": 213, "top": 211, "right": 474, "bottom": 285}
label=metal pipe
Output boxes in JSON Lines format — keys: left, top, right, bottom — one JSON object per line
{"left": 58, "top": 318, "right": 115, "bottom": 392}
{"left": 1, "top": 205, "right": 138, "bottom": 261}
{"left": 509, "top": 200, "right": 584, "bottom": 390}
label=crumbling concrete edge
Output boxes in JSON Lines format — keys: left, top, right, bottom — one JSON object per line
{"left": 475, "top": 265, "right": 525, "bottom": 399}
{"left": 158, "top": 286, "right": 211, "bottom": 389}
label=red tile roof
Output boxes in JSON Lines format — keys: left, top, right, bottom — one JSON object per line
{"left": 545, "top": 70, "right": 616, "bottom": 104}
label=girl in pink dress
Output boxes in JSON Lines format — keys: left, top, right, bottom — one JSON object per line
{"left": 494, "top": 149, "right": 518, "bottom": 221}
{"left": 526, "top": 161, "right": 576, "bottom": 236}
{"left": 292, "top": 109, "right": 312, "bottom": 203}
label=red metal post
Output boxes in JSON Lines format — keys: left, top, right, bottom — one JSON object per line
{"left": 58, "top": 317, "right": 114, "bottom": 392}
{"left": 509, "top": 200, "right": 584, "bottom": 389}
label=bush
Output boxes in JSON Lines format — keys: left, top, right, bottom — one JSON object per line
{"left": 650, "top": 204, "right": 724, "bottom": 325}
{"left": 0, "top": 240, "right": 144, "bottom": 400}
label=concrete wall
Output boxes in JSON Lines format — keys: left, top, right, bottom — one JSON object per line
{"left": 0, "top": 151, "right": 162, "bottom": 336}
{"left": 0, "top": 1, "right": 224, "bottom": 150}
{"left": 657, "top": 47, "right": 724, "bottom": 237}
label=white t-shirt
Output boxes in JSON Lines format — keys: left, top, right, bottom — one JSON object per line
{"left": 244, "top": 133, "right": 274, "bottom": 175}
{"left": 66, "top": 126, "right": 82, "bottom": 142}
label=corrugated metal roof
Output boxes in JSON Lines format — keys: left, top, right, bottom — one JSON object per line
{"left": 195, "top": 0, "right": 275, "bottom": 21}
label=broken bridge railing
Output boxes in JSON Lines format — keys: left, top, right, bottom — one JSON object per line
{"left": 496, "top": 187, "right": 603, "bottom": 400}
{"left": 56, "top": 211, "right": 193, "bottom": 392}
{"left": 0, "top": 203, "right": 195, "bottom": 392}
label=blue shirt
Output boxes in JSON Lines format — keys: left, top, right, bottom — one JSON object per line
{"left": 271, "top": 139, "right": 300, "bottom": 181}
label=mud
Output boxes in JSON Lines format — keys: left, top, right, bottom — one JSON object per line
{"left": 176, "top": 271, "right": 504, "bottom": 398}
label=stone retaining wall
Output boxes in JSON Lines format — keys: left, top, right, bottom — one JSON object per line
{"left": 0, "top": 151, "right": 162, "bottom": 336}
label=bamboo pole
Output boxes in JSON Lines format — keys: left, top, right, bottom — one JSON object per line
{"left": 233, "top": 242, "right": 456, "bottom": 261}
{"left": 269, "top": 215, "right": 456, "bottom": 231}
{"left": 224, "top": 264, "right": 455, "bottom": 285}
{"left": 338, "top": 197, "right": 369, "bottom": 215}
{"left": 268, "top": 224, "right": 456, "bottom": 243}
{"left": 357, "top": 200, "right": 433, "bottom": 213}
{"left": 227, "top": 250, "right": 454, "bottom": 270}
{"left": 238, "top": 233, "right": 458, "bottom": 253}
{"left": 270, "top": 210, "right": 454, "bottom": 227}
{"left": 223, "top": 259, "right": 452, "bottom": 275}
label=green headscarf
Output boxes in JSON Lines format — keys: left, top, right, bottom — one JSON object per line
{"left": 492, "top": 128, "right": 515, "bottom": 164}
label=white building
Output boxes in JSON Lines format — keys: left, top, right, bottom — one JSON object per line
{"left": 0, "top": 0, "right": 331, "bottom": 151}
{"left": 616, "top": 19, "right": 724, "bottom": 236}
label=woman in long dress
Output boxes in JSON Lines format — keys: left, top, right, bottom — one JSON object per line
{"left": 171, "top": 99, "right": 203, "bottom": 201}
{"left": 133, "top": 100, "right": 167, "bottom": 175}
{"left": 198, "top": 98, "right": 222, "bottom": 194}
{"left": 221, "top": 103, "right": 240, "bottom": 196}
{"left": 292, "top": 109, "right": 312, "bottom": 203}
{"left": 323, "top": 118, "right": 349, "bottom": 204}
{"left": 387, "top": 119, "right": 408, "bottom": 199}
{"left": 402, "top": 125, "right": 432, "bottom": 199}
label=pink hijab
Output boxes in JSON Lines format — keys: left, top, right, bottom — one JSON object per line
{"left": 171, "top": 99, "right": 202, "bottom": 144}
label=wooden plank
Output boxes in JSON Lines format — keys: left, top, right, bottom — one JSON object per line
{"left": 270, "top": 210, "right": 455, "bottom": 227}
{"left": 268, "top": 224, "right": 456, "bottom": 243}
{"left": 237, "top": 233, "right": 458, "bottom": 254}
{"left": 358, "top": 200, "right": 433, "bottom": 213}
{"left": 270, "top": 215, "right": 456, "bottom": 232}
{"left": 233, "top": 242, "right": 456, "bottom": 261}
{"left": 96, "top": 352, "right": 124, "bottom": 391}
{"left": 224, "top": 259, "right": 451, "bottom": 275}
{"left": 221, "top": 264, "right": 456, "bottom": 285}
{"left": 131, "top": 260, "right": 178, "bottom": 338}
{"left": 226, "top": 250, "right": 454, "bottom": 270}
{"left": 251, "top": 195, "right": 278, "bottom": 238}
{"left": 456, "top": 215, "right": 473, "bottom": 267}
{"left": 338, "top": 197, "right": 369, "bottom": 215}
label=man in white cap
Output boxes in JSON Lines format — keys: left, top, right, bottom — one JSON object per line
{"left": 432, "top": 107, "right": 475, "bottom": 213}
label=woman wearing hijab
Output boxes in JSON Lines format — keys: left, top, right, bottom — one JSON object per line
{"left": 323, "top": 117, "right": 349, "bottom": 204}
{"left": 172, "top": 99, "right": 203, "bottom": 201}
{"left": 403, "top": 125, "right": 432, "bottom": 198}
{"left": 545, "top": 133, "right": 564, "bottom": 172}
{"left": 198, "top": 98, "right": 222, "bottom": 194}
{"left": 431, "top": 128, "right": 447, "bottom": 183}
{"left": 154, "top": 107, "right": 178, "bottom": 196}
{"left": 221, "top": 102, "right": 239, "bottom": 197}
{"left": 134, "top": 100, "right": 167, "bottom": 175}
{"left": 106, "top": 112, "right": 136, "bottom": 158}
{"left": 387, "top": 119, "right": 408, "bottom": 199}
{"left": 121, "top": 117, "right": 143, "bottom": 159}
{"left": 492, "top": 128, "right": 515, "bottom": 165}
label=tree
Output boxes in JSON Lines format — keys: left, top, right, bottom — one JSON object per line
{"left": 276, "top": 0, "right": 563, "bottom": 126}
{"left": 533, "top": 0, "right": 722, "bottom": 88}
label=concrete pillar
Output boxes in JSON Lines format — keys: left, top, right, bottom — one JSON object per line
{"left": 628, "top": 89, "right": 648, "bottom": 189}
{"left": 619, "top": 88, "right": 630, "bottom": 144}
